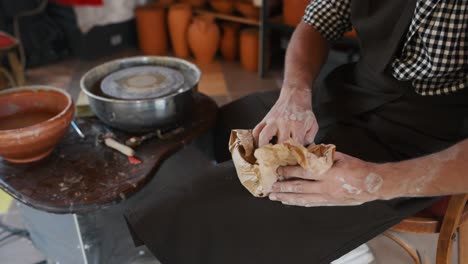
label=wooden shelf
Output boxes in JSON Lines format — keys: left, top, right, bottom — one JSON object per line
{"left": 194, "top": 9, "right": 260, "bottom": 26}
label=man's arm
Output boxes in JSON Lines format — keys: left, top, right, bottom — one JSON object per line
{"left": 282, "top": 22, "right": 329, "bottom": 95}
{"left": 253, "top": 23, "right": 329, "bottom": 146}
{"left": 269, "top": 140, "right": 468, "bottom": 207}
{"left": 380, "top": 139, "right": 468, "bottom": 198}
{"left": 253, "top": 0, "right": 352, "bottom": 146}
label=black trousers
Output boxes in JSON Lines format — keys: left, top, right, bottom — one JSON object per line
{"left": 125, "top": 91, "right": 437, "bottom": 264}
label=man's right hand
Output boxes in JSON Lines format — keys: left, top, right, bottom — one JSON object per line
{"left": 253, "top": 22, "right": 328, "bottom": 147}
{"left": 253, "top": 87, "right": 319, "bottom": 147}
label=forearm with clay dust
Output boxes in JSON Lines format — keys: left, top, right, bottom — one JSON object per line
{"left": 282, "top": 22, "right": 329, "bottom": 97}
{"left": 379, "top": 139, "right": 468, "bottom": 198}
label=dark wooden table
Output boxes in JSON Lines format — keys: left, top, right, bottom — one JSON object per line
{"left": 0, "top": 93, "right": 218, "bottom": 214}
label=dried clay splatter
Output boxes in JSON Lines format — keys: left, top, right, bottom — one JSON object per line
{"left": 365, "top": 173, "right": 383, "bottom": 193}
{"left": 406, "top": 146, "right": 460, "bottom": 195}
{"left": 339, "top": 177, "right": 362, "bottom": 195}
{"left": 283, "top": 110, "right": 314, "bottom": 122}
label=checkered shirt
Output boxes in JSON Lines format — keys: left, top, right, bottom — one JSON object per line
{"left": 302, "top": 0, "right": 468, "bottom": 96}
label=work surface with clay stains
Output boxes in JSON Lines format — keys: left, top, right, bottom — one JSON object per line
{"left": 0, "top": 94, "right": 217, "bottom": 214}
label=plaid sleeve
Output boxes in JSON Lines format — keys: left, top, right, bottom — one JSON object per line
{"left": 302, "top": 0, "right": 352, "bottom": 41}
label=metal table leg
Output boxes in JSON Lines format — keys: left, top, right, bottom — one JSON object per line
{"left": 18, "top": 203, "right": 157, "bottom": 264}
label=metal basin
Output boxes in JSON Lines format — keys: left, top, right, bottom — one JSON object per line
{"left": 80, "top": 56, "right": 201, "bottom": 133}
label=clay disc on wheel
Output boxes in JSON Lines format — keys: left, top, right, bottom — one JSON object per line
{"left": 101, "top": 66, "right": 185, "bottom": 100}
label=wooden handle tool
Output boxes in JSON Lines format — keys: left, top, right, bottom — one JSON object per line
{"left": 103, "top": 137, "right": 136, "bottom": 157}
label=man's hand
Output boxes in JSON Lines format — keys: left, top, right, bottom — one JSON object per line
{"left": 253, "top": 87, "right": 318, "bottom": 147}
{"left": 269, "top": 152, "right": 388, "bottom": 207}
{"left": 252, "top": 23, "right": 329, "bottom": 147}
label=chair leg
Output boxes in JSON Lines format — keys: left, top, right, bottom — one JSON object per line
{"left": 7, "top": 50, "right": 25, "bottom": 86}
{"left": 383, "top": 231, "right": 425, "bottom": 264}
{"left": 459, "top": 221, "right": 468, "bottom": 264}
{"left": 0, "top": 67, "right": 16, "bottom": 88}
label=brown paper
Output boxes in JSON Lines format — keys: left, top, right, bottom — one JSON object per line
{"left": 229, "top": 129, "right": 336, "bottom": 197}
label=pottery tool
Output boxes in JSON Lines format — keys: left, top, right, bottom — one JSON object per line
{"left": 126, "top": 131, "right": 159, "bottom": 148}
{"left": 125, "top": 127, "right": 185, "bottom": 147}
{"left": 71, "top": 121, "right": 85, "bottom": 139}
{"left": 92, "top": 124, "right": 142, "bottom": 164}
{"left": 98, "top": 133, "right": 136, "bottom": 157}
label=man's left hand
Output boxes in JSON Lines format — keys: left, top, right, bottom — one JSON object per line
{"left": 269, "top": 152, "right": 389, "bottom": 207}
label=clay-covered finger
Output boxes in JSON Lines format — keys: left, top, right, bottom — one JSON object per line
{"left": 252, "top": 122, "right": 266, "bottom": 146}
{"left": 276, "top": 125, "right": 291, "bottom": 143}
{"left": 258, "top": 123, "right": 278, "bottom": 147}
{"left": 270, "top": 180, "right": 323, "bottom": 194}
{"left": 269, "top": 193, "right": 332, "bottom": 207}
{"left": 305, "top": 125, "right": 318, "bottom": 145}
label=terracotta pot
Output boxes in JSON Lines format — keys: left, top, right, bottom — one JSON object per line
{"left": 180, "top": 0, "right": 207, "bottom": 7}
{"left": 220, "top": 23, "right": 240, "bottom": 61}
{"left": 236, "top": 0, "right": 260, "bottom": 19}
{"left": 168, "top": 4, "right": 192, "bottom": 58}
{"left": 210, "top": 0, "right": 236, "bottom": 14}
{"left": 343, "top": 27, "right": 357, "bottom": 39}
{"left": 188, "top": 15, "right": 221, "bottom": 64}
{"left": 240, "top": 28, "right": 259, "bottom": 72}
{"left": 135, "top": 5, "right": 168, "bottom": 55}
{"left": 194, "top": 0, "right": 208, "bottom": 7}
{"left": 283, "top": 0, "right": 311, "bottom": 27}
{"left": 154, "top": 0, "right": 174, "bottom": 7}
{"left": 0, "top": 86, "right": 74, "bottom": 163}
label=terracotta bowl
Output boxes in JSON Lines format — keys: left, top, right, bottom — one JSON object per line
{"left": 236, "top": 1, "right": 259, "bottom": 19}
{"left": 210, "top": 0, "right": 236, "bottom": 14}
{"left": 0, "top": 86, "right": 74, "bottom": 163}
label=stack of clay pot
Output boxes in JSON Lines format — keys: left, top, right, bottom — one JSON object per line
{"left": 283, "top": 0, "right": 311, "bottom": 27}
{"left": 236, "top": 0, "right": 260, "bottom": 19}
{"left": 239, "top": 28, "right": 259, "bottom": 72}
{"left": 220, "top": 23, "right": 240, "bottom": 61}
{"left": 188, "top": 15, "right": 221, "bottom": 64}
{"left": 180, "top": 0, "right": 207, "bottom": 7}
{"left": 168, "top": 3, "right": 193, "bottom": 58}
{"left": 210, "top": 0, "right": 236, "bottom": 14}
{"left": 157, "top": 0, "right": 175, "bottom": 6}
{"left": 168, "top": 3, "right": 223, "bottom": 64}
{"left": 135, "top": 4, "right": 168, "bottom": 55}
{"left": 165, "top": 1, "right": 264, "bottom": 67}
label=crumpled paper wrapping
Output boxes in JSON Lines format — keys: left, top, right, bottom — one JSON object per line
{"left": 229, "top": 129, "right": 336, "bottom": 197}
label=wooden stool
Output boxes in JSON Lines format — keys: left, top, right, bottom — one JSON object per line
{"left": 0, "top": 31, "right": 25, "bottom": 89}
{"left": 384, "top": 194, "right": 468, "bottom": 264}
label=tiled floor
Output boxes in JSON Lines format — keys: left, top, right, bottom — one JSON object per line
{"left": 0, "top": 49, "right": 460, "bottom": 264}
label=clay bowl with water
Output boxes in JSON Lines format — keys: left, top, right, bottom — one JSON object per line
{"left": 0, "top": 86, "right": 74, "bottom": 163}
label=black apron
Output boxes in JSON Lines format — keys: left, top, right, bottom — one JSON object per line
{"left": 124, "top": 1, "right": 468, "bottom": 263}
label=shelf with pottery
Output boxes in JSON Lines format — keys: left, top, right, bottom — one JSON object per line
{"left": 258, "top": 0, "right": 310, "bottom": 77}
{"left": 193, "top": 8, "right": 260, "bottom": 26}
{"left": 258, "top": 0, "right": 360, "bottom": 77}
{"left": 196, "top": 0, "right": 261, "bottom": 23}
{"left": 135, "top": 0, "right": 278, "bottom": 75}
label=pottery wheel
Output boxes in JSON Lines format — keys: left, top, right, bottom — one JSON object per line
{"left": 101, "top": 66, "right": 185, "bottom": 100}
